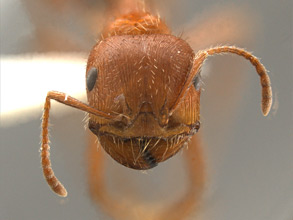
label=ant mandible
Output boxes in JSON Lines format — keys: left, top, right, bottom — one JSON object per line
{"left": 40, "top": 0, "right": 272, "bottom": 198}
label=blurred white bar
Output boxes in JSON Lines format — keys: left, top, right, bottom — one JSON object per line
{"left": 0, "top": 53, "right": 88, "bottom": 126}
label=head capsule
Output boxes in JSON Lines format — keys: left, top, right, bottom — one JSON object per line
{"left": 86, "top": 34, "right": 201, "bottom": 169}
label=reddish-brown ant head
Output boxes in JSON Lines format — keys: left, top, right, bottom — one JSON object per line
{"left": 86, "top": 35, "right": 201, "bottom": 169}
{"left": 40, "top": 4, "right": 272, "bottom": 198}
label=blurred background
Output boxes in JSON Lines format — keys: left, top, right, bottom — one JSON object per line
{"left": 1, "top": 0, "right": 292, "bottom": 219}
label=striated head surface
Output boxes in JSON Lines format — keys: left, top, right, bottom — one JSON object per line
{"left": 86, "top": 34, "right": 201, "bottom": 169}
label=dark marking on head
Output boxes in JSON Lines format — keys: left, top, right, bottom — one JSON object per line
{"left": 140, "top": 139, "right": 158, "bottom": 168}
{"left": 143, "top": 150, "right": 158, "bottom": 168}
{"left": 87, "top": 67, "right": 98, "bottom": 91}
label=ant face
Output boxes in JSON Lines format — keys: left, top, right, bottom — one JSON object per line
{"left": 40, "top": 3, "right": 272, "bottom": 198}
{"left": 86, "top": 34, "right": 201, "bottom": 169}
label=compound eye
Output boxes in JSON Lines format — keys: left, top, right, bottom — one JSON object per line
{"left": 86, "top": 67, "right": 98, "bottom": 91}
{"left": 192, "top": 71, "right": 201, "bottom": 91}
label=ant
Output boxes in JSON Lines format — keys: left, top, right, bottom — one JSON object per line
{"left": 40, "top": 0, "right": 272, "bottom": 218}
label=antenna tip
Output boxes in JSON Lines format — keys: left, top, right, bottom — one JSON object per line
{"left": 262, "top": 99, "right": 272, "bottom": 116}
{"left": 53, "top": 184, "right": 68, "bottom": 197}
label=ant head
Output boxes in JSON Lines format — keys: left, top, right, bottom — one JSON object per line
{"left": 85, "top": 34, "right": 201, "bottom": 169}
